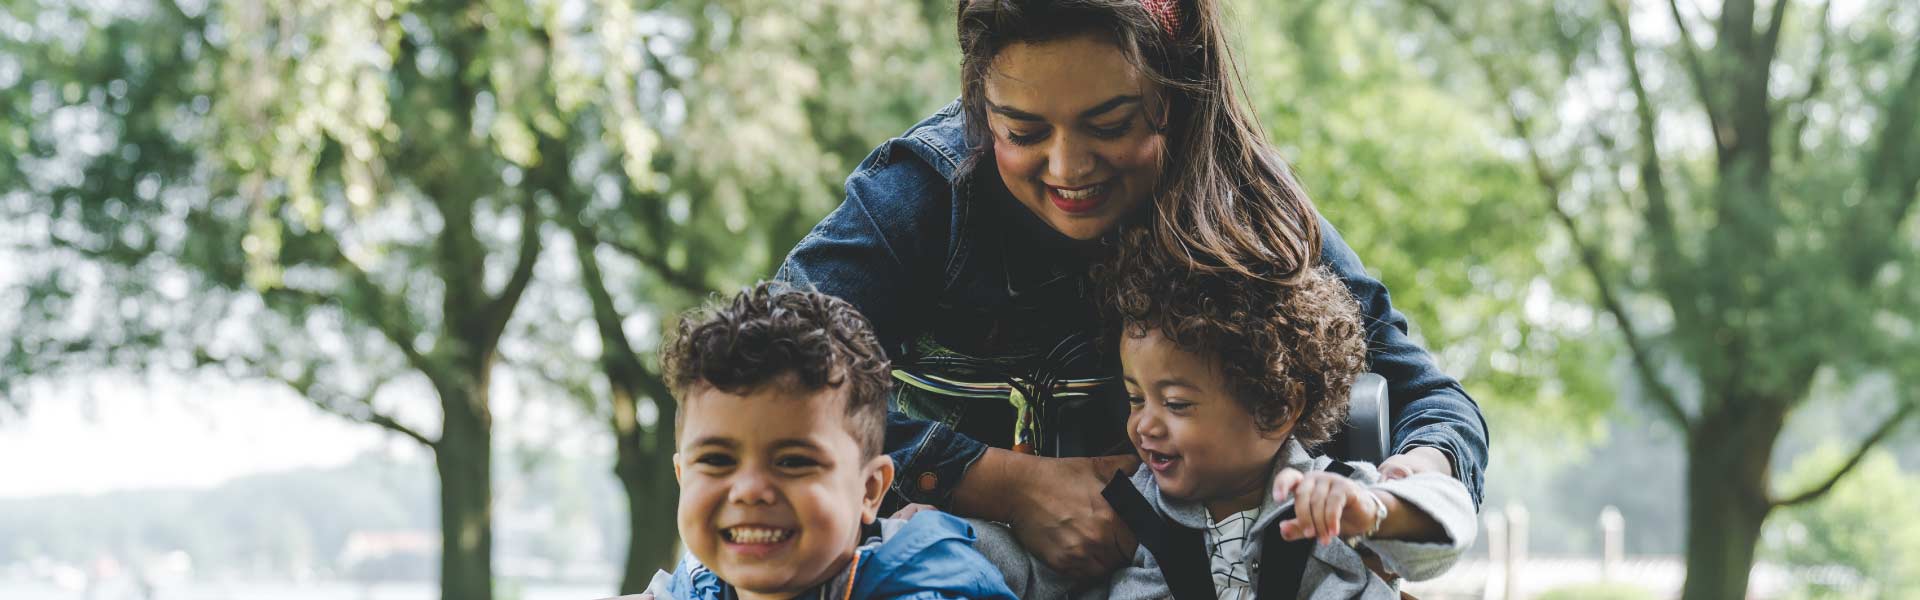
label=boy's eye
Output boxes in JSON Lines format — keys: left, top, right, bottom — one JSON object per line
{"left": 775, "top": 455, "right": 822, "bottom": 470}
{"left": 693, "top": 453, "right": 736, "bottom": 468}
{"left": 1125, "top": 394, "right": 1146, "bottom": 406}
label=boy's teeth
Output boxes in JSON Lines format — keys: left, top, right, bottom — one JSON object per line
{"left": 725, "top": 527, "right": 792, "bottom": 544}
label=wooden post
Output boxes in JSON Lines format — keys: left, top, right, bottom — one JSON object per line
{"left": 1507, "top": 503, "right": 1528, "bottom": 600}
{"left": 1599, "top": 506, "right": 1624, "bottom": 581}
{"left": 1484, "top": 509, "right": 1507, "bottom": 600}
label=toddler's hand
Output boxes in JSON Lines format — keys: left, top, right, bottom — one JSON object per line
{"left": 1272, "top": 468, "right": 1382, "bottom": 545}
{"left": 890, "top": 503, "right": 938, "bottom": 520}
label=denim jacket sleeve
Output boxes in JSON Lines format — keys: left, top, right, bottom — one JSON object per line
{"left": 1318, "top": 215, "right": 1491, "bottom": 506}
{"left": 776, "top": 138, "right": 987, "bottom": 508}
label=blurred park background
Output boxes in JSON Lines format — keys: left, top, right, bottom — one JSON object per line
{"left": 2, "top": 0, "right": 1918, "bottom": 598}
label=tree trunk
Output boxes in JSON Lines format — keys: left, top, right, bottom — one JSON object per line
{"left": 614, "top": 382, "right": 680, "bottom": 594}
{"left": 1679, "top": 399, "right": 1786, "bottom": 600}
{"left": 436, "top": 381, "right": 494, "bottom": 600}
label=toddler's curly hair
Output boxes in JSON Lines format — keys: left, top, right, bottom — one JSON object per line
{"left": 1097, "top": 228, "right": 1368, "bottom": 449}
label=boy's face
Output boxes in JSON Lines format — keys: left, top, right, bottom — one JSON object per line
{"left": 674, "top": 379, "right": 893, "bottom": 597}
{"left": 1120, "top": 329, "right": 1289, "bottom": 511}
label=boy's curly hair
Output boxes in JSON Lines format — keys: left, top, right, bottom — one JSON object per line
{"left": 662, "top": 281, "right": 892, "bottom": 458}
{"left": 1097, "top": 228, "right": 1368, "bottom": 450}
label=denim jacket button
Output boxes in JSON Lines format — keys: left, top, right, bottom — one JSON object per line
{"left": 918, "top": 472, "right": 939, "bottom": 492}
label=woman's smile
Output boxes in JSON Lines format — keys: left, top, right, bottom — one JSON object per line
{"left": 1046, "top": 179, "right": 1116, "bottom": 214}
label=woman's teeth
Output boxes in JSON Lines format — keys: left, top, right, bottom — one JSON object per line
{"left": 723, "top": 527, "right": 793, "bottom": 544}
{"left": 1054, "top": 183, "right": 1107, "bottom": 199}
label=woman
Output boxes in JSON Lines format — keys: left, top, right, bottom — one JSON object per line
{"left": 777, "top": 0, "right": 1488, "bottom": 579}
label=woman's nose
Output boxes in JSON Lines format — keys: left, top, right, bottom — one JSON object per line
{"left": 1046, "top": 133, "right": 1097, "bottom": 184}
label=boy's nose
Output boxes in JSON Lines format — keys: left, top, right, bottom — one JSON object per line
{"left": 1132, "top": 409, "right": 1167, "bottom": 441}
{"left": 726, "top": 470, "right": 778, "bottom": 505}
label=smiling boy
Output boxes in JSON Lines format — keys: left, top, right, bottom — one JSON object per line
{"left": 973, "top": 249, "right": 1478, "bottom": 600}
{"left": 645, "top": 282, "right": 1016, "bottom": 600}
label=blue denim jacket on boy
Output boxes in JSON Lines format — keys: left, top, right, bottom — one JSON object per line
{"left": 777, "top": 100, "right": 1489, "bottom": 508}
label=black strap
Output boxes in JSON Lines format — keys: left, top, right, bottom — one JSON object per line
{"left": 1255, "top": 522, "right": 1314, "bottom": 599}
{"left": 1324, "top": 460, "right": 1358, "bottom": 478}
{"left": 1101, "top": 470, "right": 1216, "bottom": 600}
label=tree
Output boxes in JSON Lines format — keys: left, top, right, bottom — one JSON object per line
{"left": 3, "top": 1, "right": 961, "bottom": 596}
{"left": 2, "top": 0, "right": 569, "bottom": 597}
{"left": 1393, "top": 1, "right": 1920, "bottom": 597}
{"left": 515, "top": 0, "right": 959, "bottom": 590}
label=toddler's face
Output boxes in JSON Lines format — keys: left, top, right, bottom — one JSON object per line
{"left": 1120, "top": 329, "right": 1289, "bottom": 514}
{"left": 675, "top": 381, "right": 891, "bottom": 597}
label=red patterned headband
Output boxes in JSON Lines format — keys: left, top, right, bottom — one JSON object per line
{"left": 1142, "top": 0, "right": 1180, "bottom": 37}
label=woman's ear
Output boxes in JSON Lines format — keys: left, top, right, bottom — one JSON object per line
{"left": 860, "top": 455, "right": 897, "bottom": 524}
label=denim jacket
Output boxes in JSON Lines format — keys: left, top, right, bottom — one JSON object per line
{"left": 777, "top": 100, "right": 1490, "bottom": 509}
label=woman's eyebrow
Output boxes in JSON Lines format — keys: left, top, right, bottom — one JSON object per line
{"left": 1079, "top": 95, "right": 1141, "bottom": 119}
{"left": 987, "top": 95, "right": 1142, "bottom": 122}
{"left": 986, "top": 101, "right": 1045, "bottom": 122}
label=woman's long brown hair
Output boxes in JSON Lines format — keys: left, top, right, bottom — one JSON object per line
{"left": 956, "top": 0, "right": 1321, "bottom": 282}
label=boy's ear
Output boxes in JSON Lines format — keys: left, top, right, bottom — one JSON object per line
{"left": 1258, "top": 401, "right": 1306, "bottom": 441}
{"left": 672, "top": 453, "right": 683, "bottom": 483}
{"left": 859, "top": 455, "right": 896, "bottom": 524}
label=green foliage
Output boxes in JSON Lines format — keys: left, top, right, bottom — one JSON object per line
{"left": 1237, "top": 1, "right": 1619, "bottom": 447}
{"left": 1766, "top": 444, "right": 1920, "bottom": 598}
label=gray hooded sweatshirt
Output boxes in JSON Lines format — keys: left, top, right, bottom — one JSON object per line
{"left": 970, "top": 440, "right": 1477, "bottom": 599}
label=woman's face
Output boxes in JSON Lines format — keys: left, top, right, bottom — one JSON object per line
{"left": 984, "top": 31, "right": 1166, "bottom": 241}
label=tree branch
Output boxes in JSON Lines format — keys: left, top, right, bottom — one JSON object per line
{"left": 1666, "top": 0, "right": 1727, "bottom": 153}
{"left": 1772, "top": 401, "right": 1916, "bottom": 507}
{"left": 1847, "top": 37, "right": 1920, "bottom": 288}
{"left": 1761, "top": 0, "right": 1792, "bottom": 62}
{"left": 259, "top": 360, "right": 439, "bottom": 449}
{"left": 556, "top": 190, "right": 647, "bottom": 381}
{"left": 482, "top": 192, "right": 544, "bottom": 347}
{"left": 1414, "top": 0, "right": 1693, "bottom": 429}
{"left": 600, "top": 235, "right": 714, "bottom": 296}
{"left": 1787, "top": 0, "right": 1835, "bottom": 163}
{"left": 296, "top": 234, "right": 432, "bottom": 372}
{"left": 1606, "top": 0, "right": 1698, "bottom": 326}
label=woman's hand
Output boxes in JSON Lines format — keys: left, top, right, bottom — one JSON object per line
{"left": 952, "top": 449, "right": 1141, "bottom": 580}
{"left": 1272, "top": 468, "right": 1383, "bottom": 545}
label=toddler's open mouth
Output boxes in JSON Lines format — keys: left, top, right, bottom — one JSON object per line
{"left": 1144, "top": 449, "right": 1180, "bottom": 473}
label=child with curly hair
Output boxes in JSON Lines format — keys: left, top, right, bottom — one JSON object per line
{"left": 638, "top": 282, "right": 1016, "bottom": 600}
{"left": 973, "top": 235, "right": 1478, "bottom": 599}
